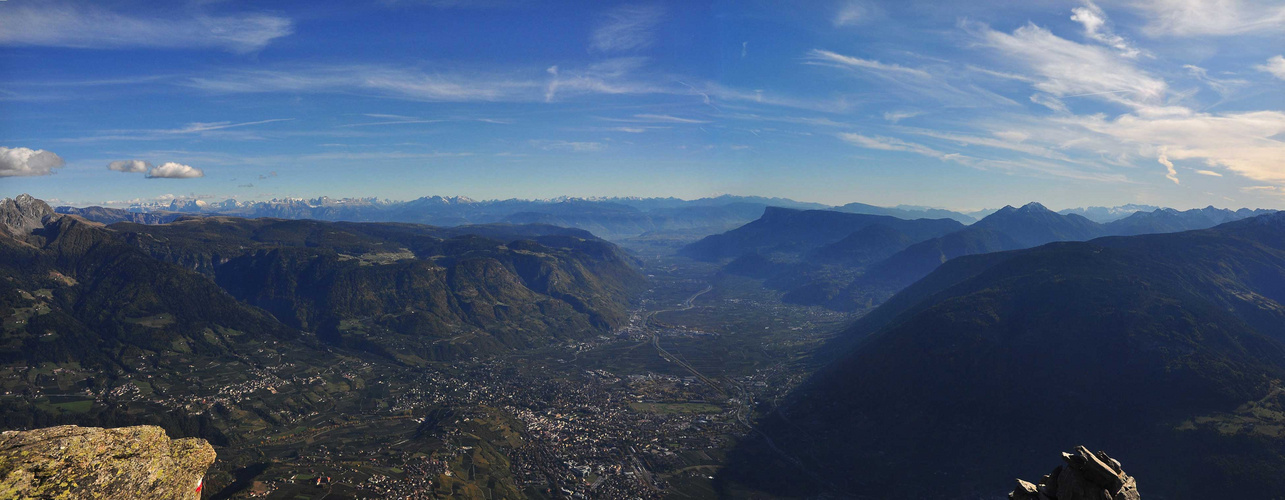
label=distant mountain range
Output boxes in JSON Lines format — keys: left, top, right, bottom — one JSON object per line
{"left": 1058, "top": 204, "right": 1162, "bottom": 222}
{"left": 686, "top": 202, "right": 1276, "bottom": 311}
{"left": 55, "top": 195, "right": 973, "bottom": 243}
{"left": 723, "top": 211, "right": 1285, "bottom": 498}
{"left": 833, "top": 202, "right": 977, "bottom": 224}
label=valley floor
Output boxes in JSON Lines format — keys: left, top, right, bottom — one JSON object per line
{"left": 201, "top": 254, "right": 853, "bottom": 499}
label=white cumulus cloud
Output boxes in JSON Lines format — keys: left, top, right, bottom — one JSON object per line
{"left": 1257, "top": 55, "right": 1285, "bottom": 80}
{"left": 146, "top": 162, "right": 205, "bottom": 179}
{"left": 107, "top": 159, "right": 152, "bottom": 173}
{"left": 0, "top": 147, "right": 65, "bottom": 177}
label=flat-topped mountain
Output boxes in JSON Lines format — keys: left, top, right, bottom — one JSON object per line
{"left": 833, "top": 201, "right": 976, "bottom": 224}
{"left": 723, "top": 211, "right": 1285, "bottom": 498}
{"left": 679, "top": 207, "right": 963, "bottom": 262}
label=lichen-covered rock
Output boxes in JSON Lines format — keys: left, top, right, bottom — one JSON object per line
{"left": 0, "top": 425, "right": 214, "bottom": 500}
{"left": 1010, "top": 446, "right": 1139, "bottom": 500}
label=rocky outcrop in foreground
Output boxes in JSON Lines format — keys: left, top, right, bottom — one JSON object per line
{"left": 1010, "top": 446, "right": 1140, "bottom": 500}
{"left": 0, "top": 425, "right": 215, "bottom": 500}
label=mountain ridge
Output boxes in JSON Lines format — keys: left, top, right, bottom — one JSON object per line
{"left": 690, "top": 201, "right": 1279, "bottom": 312}
{"left": 723, "top": 211, "right": 1285, "bottom": 498}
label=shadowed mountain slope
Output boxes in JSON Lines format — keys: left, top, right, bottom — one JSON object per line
{"left": 722, "top": 212, "right": 1285, "bottom": 499}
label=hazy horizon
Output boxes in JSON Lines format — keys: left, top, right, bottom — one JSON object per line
{"left": 23, "top": 190, "right": 1283, "bottom": 215}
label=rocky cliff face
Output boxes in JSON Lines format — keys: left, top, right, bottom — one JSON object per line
{"left": 0, "top": 194, "right": 59, "bottom": 237}
{"left": 1010, "top": 446, "right": 1140, "bottom": 500}
{"left": 0, "top": 425, "right": 215, "bottom": 500}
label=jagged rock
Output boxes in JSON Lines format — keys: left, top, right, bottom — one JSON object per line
{"left": 0, "top": 194, "right": 58, "bottom": 237}
{"left": 0, "top": 425, "right": 214, "bottom": 500}
{"left": 1010, "top": 446, "right": 1139, "bottom": 500}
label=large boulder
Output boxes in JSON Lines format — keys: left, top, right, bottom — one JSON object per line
{"left": 1010, "top": 446, "right": 1139, "bottom": 500}
{"left": 0, "top": 425, "right": 215, "bottom": 500}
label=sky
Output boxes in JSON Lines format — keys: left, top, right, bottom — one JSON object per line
{"left": 0, "top": 0, "right": 1283, "bottom": 211}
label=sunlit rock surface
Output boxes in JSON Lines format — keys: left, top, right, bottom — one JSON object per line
{"left": 0, "top": 425, "right": 214, "bottom": 500}
{"left": 1010, "top": 446, "right": 1140, "bottom": 500}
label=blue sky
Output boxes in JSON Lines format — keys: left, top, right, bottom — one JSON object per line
{"left": 1, "top": 0, "right": 1283, "bottom": 210}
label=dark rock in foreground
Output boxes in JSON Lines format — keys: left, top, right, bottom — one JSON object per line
{"left": 0, "top": 425, "right": 214, "bottom": 500}
{"left": 1011, "top": 446, "right": 1139, "bottom": 500}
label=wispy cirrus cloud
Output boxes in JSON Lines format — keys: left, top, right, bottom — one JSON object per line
{"left": 193, "top": 60, "right": 677, "bottom": 105}
{"left": 337, "top": 114, "right": 511, "bottom": 128}
{"left": 1184, "top": 64, "right": 1248, "bottom": 95}
{"left": 169, "top": 119, "right": 295, "bottom": 134}
{"left": 837, "top": 131, "right": 1128, "bottom": 183}
{"left": 544, "top": 58, "right": 668, "bottom": 102}
{"left": 805, "top": 48, "right": 1018, "bottom": 108}
{"left": 720, "top": 113, "right": 851, "bottom": 128}
{"left": 833, "top": 0, "right": 880, "bottom": 27}
{"left": 529, "top": 140, "right": 607, "bottom": 152}
{"left": 58, "top": 119, "right": 294, "bottom": 143}
{"left": 961, "top": 18, "right": 1285, "bottom": 185}
{"left": 1127, "top": 0, "right": 1285, "bottom": 37}
{"left": 590, "top": 4, "right": 665, "bottom": 53}
{"left": 631, "top": 114, "right": 709, "bottom": 124}
{"left": 883, "top": 111, "right": 921, "bottom": 123}
{"left": 0, "top": 3, "right": 293, "bottom": 53}
{"left": 190, "top": 65, "right": 539, "bottom": 102}
{"left": 970, "top": 21, "right": 1167, "bottom": 108}
{"left": 379, "top": 0, "right": 531, "bottom": 7}
{"left": 1071, "top": 1, "right": 1146, "bottom": 58}
{"left": 838, "top": 132, "right": 949, "bottom": 158}
{"left": 806, "top": 49, "right": 930, "bottom": 78}
{"left": 898, "top": 127, "right": 1079, "bottom": 163}
{"left": 683, "top": 81, "right": 854, "bottom": 112}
